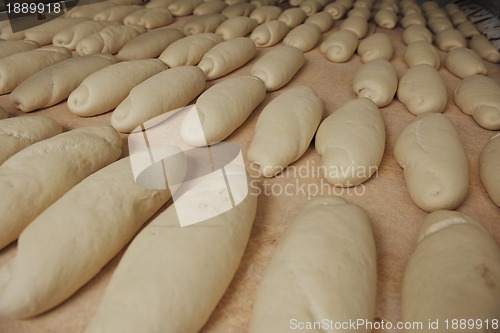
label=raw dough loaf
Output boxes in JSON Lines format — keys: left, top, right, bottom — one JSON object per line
{"left": 353, "top": 59, "right": 397, "bottom": 107}
{"left": 145, "top": 0, "right": 176, "bottom": 8}
{"left": 304, "top": 11, "right": 333, "bottom": 32}
{"left": 249, "top": 196, "right": 376, "bottom": 333}
{"left": 0, "top": 46, "right": 72, "bottom": 95}
{"left": 68, "top": 59, "right": 167, "bottom": 117}
{"left": 278, "top": 7, "right": 307, "bottom": 28}
{"left": 182, "top": 13, "right": 226, "bottom": 34}
{"left": 340, "top": 15, "right": 368, "bottom": 38}
{"left": 247, "top": 85, "right": 323, "bottom": 177}
{"left": 23, "top": 18, "right": 88, "bottom": 45}
{"left": 0, "top": 157, "right": 173, "bottom": 319}
{"left": 401, "top": 210, "right": 500, "bottom": 331}
{"left": 250, "top": 20, "right": 290, "bottom": 47}
{"left": 315, "top": 97, "right": 385, "bottom": 186}
{"left": 52, "top": 20, "right": 114, "bottom": 50}
{"left": 450, "top": 10, "right": 467, "bottom": 26}
{"left": 428, "top": 17, "right": 453, "bottom": 34}
{"left": 400, "top": 13, "right": 426, "bottom": 28}
{"left": 348, "top": 7, "right": 371, "bottom": 20}
{"left": 10, "top": 54, "right": 116, "bottom": 112}
{"left": 215, "top": 16, "right": 258, "bottom": 40}
{"left": 193, "top": 0, "right": 227, "bottom": 15}
{"left": 374, "top": 8, "right": 397, "bottom": 29}
{"left": 181, "top": 76, "right": 266, "bottom": 146}
{"left": 470, "top": 34, "right": 500, "bottom": 63}
{"left": 479, "top": 133, "right": 500, "bottom": 206}
{"left": 444, "top": 47, "right": 487, "bottom": 79}
{"left": 160, "top": 33, "right": 222, "bottom": 67}
{"left": 454, "top": 74, "right": 500, "bottom": 130}
{"left": 320, "top": 29, "right": 359, "bottom": 63}
{"left": 112, "top": 66, "right": 206, "bottom": 133}
{"left": 115, "top": 28, "right": 184, "bottom": 61}
{"left": 0, "top": 125, "right": 122, "bottom": 250}
{"left": 168, "top": 0, "right": 203, "bottom": 16}
{"left": 198, "top": 37, "right": 256, "bottom": 80}
{"left": 65, "top": 1, "right": 115, "bottom": 18}
{"left": 250, "top": 45, "right": 304, "bottom": 91}
{"left": 282, "top": 23, "right": 321, "bottom": 52}
{"left": 325, "top": 2, "right": 347, "bottom": 20}
{"left": 357, "top": 32, "right": 393, "bottom": 62}
{"left": 0, "top": 116, "right": 62, "bottom": 165}
{"left": 457, "top": 20, "right": 480, "bottom": 38}
{"left": 93, "top": 5, "right": 142, "bottom": 21}
{"left": 402, "top": 24, "right": 432, "bottom": 44}
{"left": 397, "top": 64, "right": 447, "bottom": 115}
{"left": 123, "top": 7, "right": 174, "bottom": 29}
{"left": 76, "top": 24, "right": 146, "bottom": 55}
{"left": 221, "top": 2, "right": 255, "bottom": 18}
{"left": 404, "top": 40, "right": 441, "bottom": 69}
{"left": 0, "top": 107, "right": 7, "bottom": 119}
{"left": 300, "top": 0, "right": 323, "bottom": 15}
{"left": 394, "top": 113, "right": 469, "bottom": 212}
{"left": 0, "top": 40, "right": 39, "bottom": 58}
{"left": 435, "top": 28, "right": 466, "bottom": 51}
{"left": 250, "top": 5, "right": 282, "bottom": 23}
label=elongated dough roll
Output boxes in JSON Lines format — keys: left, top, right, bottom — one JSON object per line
{"left": 0, "top": 125, "right": 122, "bottom": 250}
{"left": 249, "top": 196, "right": 376, "bottom": 333}
{"left": 0, "top": 23, "right": 25, "bottom": 41}
{"left": 0, "top": 40, "right": 39, "bottom": 58}
{"left": 450, "top": 10, "right": 467, "bottom": 26}
{"left": 112, "top": 66, "right": 206, "bottom": 133}
{"left": 357, "top": 32, "right": 393, "bottom": 62}
{"left": 278, "top": 7, "right": 307, "bottom": 28}
{"left": 115, "top": 28, "right": 184, "bottom": 61}
{"left": 250, "top": 20, "right": 290, "bottom": 47}
{"left": 181, "top": 76, "right": 266, "bottom": 146}
{"left": 69, "top": 59, "right": 167, "bottom": 117}
{"left": 402, "top": 24, "right": 432, "bottom": 44}
{"left": 145, "top": 0, "right": 176, "bottom": 8}
{"left": 457, "top": 20, "right": 480, "bottom": 38}
{"left": 315, "top": 97, "right": 385, "bottom": 186}
{"left": 168, "top": 0, "right": 203, "bottom": 16}
{"left": 23, "top": 18, "right": 88, "bottom": 45}
{"left": 10, "top": 54, "right": 116, "bottom": 112}
{"left": 404, "top": 40, "right": 441, "bottom": 69}
{"left": 0, "top": 116, "right": 62, "bottom": 165}
{"left": 248, "top": 86, "right": 323, "bottom": 177}
{"left": 300, "top": 0, "right": 323, "bottom": 15}
{"left": 340, "top": 15, "right": 368, "bottom": 38}
{"left": 320, "top": 29, "right": 359, "bottom": 63}
{"left": 215, "top": 16, "right": 258, "bottom": 40}
{"left": 123, "top": 7, "right": 174, "bottom": 29}
{"left": 444, "top": 47, "right": 487, "bottom": 79}
{"left": 428, "top": 17, "right": 453, "bottom": 34}
{"left": 193, "top": 0, "right": 227, "bottom": 15}
{"left": 159, "top": 33, "right": 222, "bottom": 67}
{"left": 182, "top": 13, "right": 226, "bottom": 34}
{"left": 325, "top": 2, "right": 347, "bottom": 20}
{"left": 0, "top": 46, "right": 72, "bottom": 95}
{"left": 0, "top": 157, "right": 173, "bottom": 319}
{"left": 479, "top": 133, "right": 500, "bottom": 206}
{"left": 283, "top": 23, "right": 321, "bottom": 52}
{"left": 76, "top": 24, "right": 146, "bottom": 56}
{"left": 401, "top": 13, "right": 426, "bottom": 28}
{"left": 374, "top": 8, "right": 397, "bottom": 29}
{"left": 0, "top": 107, "right": 7, "bottom": 119}
{"left": 198, "top": 37, "right": 256, "bottom": 80}
{"left": 65, "top": 1, "right": 115, "bottom": 18}
{"left": 394, "top": 113, "right": 468, "bottom": 211}
{"left": 397, "top": 64, "right": 447, "bottom": 115}
{"left": 250, "top": 5, "right": 282, "bottom": 23}
{"left": 435, "top": 28, "right": 466, "bottom": 51}
{"left": 348, "top": 6, "right": 371, "bottom": 20}
{"left": 454, "top": 74, "right": 500, "bottom": 130}
{"left": 52, "top": 20, "right": 114, "bottom": 50}
{"left": 470, "top": 34, "right": 500, "bottom": 63}
{"left": 93, "top": 5, "right": 142, "bottom": 21}
{"left": 304, "top": 11, "right": 333, "bottom": 32}
{"left": 221, "top": 2, "right": 255, "bottom": 18}
{"left": 353, "top": 59, "right": 397, "bottom": 107}
{"left": 401, "top": 210, "right": 500, "bottom": 330}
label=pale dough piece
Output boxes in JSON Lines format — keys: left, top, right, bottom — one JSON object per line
{"left": 289, "top": 0, "right": 304, "bottom": 6}
{"left": 68, "top": 59, "right": 167, "bottom": 117}
{"left": 340, "top": 15, "right": 368, "bottom": 38}
{"left": 401, "top": 210, "right": 500, "bottom": 331}
{"left": 426, "top": 8, "right": 448, "bottom": 20}
{"left": 198, "top": 37, "right": 256, "bottom": 80}
{"left": 84, "top": 167, "right": 257, "bottom": 333}
{"left": 374, "top": 8, "right": 397, "bottom": 29}
{"left": 0, "top": 107, "right": 7, "bottom": 120}
{"left": 168, "top": 0, "right": 203, "bottom": 16}
{"left": 250, "top": 5, "right": 282, "bottom": 23}
{"left": 0, "top": 125, "right": 122, "bottom": 250}
{"left": 348, "top": 6, "right": 371, "bottom": 20}
{"left": 404, "top": 40, "right": 441, "bottom": 69}
{"left": 457, "top": 20, "right": 480, "bottom": 38}
{"left": 181, "top": 76, "right": 266, "bottom": 146}
{"left": 401, "top": 2, "right": 421, "bottom": 16}
{"left": 428, "top": 17, "right": 453, "bottom": 34}
{"left": 52, "top": 20, "right": 114, "bottom": 50}
{"left": 315, "top": 97, "right": 385, "bottom": 186}
{"left": 182, "top": 13, "right": 226, "bottom": 34}
{"left": 450, "top": 10, "right": 467, "bottom": 26}
{"left": 215, "top": 16, "right": 258, "bottom": 40}
{"left": 320, "top": 29, "right": 359, "bottom": 63}
{"left": 470, "top": 34, "right": 500, "bottom": 63}
{"left": 247, "top": 85, "right": 323, "bottom": 177}
{"left": 325, "top": 2, "right": 347, "bottom": 20}
{"left": 115, "top": 28, "right": 184, "bottom": 61}
{"left": 193, "top": 0, "right": 227, "bottom": 15}
{"left": 221, "top": 2, "right": 255, "bottom": 18}
{"left": 250, "top": 45, "right": 304, "bottom": 91}
{"left": 0, "top": 116, "right": 62, "bottom": 165}
{"left": 76, "top": 25, "right": 146, "bottom": 56}
{"left": 250, "top": 20, "right": 290, "bottom": 47}
{"left": 249, "top": 196, "right": 376, "bottom": 333}
{"left": 357, "top": 32, "right": 393, "bottom": 62}
{"left": 444, "top": 2, "right": 459, "bottom": 15}
{"left": 0, "top": 46, "right": 72, "bottom": 95}
{"left": 401, "top": 13, "right": 426, "bottom": 28}
{"left": 23, "top": 18, "right": 88, "bottom": 45}
{"left": 402, "top": 24, "right": 432, "bottom": 45}
{"left": 10, "top": 54, "right": 116, "bottom": 112}
{"left": 65, "top": 1, "right": 115, "bottom": 18}
{"left": 479, "top": 133, "right": 500, "bottom": 206}
{"left": 252, "top": 0, "right": 278, "bottom": 6}
{"left": 112, "top": 66, "right": 206, "bottom": 133}
{"left": 300, "top": 0, "right": 323, "bottom": 15}
{"left": 394, "top": 113, "right": 468, "bottom": 211}
{"left": 337, "top": 0, "right": 354, "bottom": 8}
{"left": 0, "top": 40, "right": 39, "bottom": 58}
{"left": 444, "top": 47, "right": 487, "bottom": 79}
{"left": 353, "top": 59, "right": 397, "bottom": 107}
{"left": 435, "top": 28, "right": 466, "bottom": 51}
{"left": 123, "top": 8, "right": 174, "bottom": 29}
{"left": 353, "top": 0, "right": 374, "bottom": 9}
{"left": 454, "top": 74, "right": 500, "bottom": 130}
{"left": 282, "top": 23, "right": 321, "bottom": 52}
{"left": 93, "top": 5, "right": 143, "bottom": 21}
{"left": 421, "top": 0, "right": 438, "bottom": 13}
{"left": 159, "top": 33, "right": 222, "bottom": 67}
{"left": 278, "top": 7, "right": 307, "bottom": 28}
{"left": 397, "top": 64, "right": 447, "bottom": 115}
{"left": 304, "top": 11, "right": 333, "bottom": 32}
{"left": 145, "top": 0, "right": 176, "bottom": 8}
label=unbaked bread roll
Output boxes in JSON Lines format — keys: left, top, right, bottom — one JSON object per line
{"left": 428, "top": 17, "right": 453, "bottom": 34}
{"left": 68, "top": 59, "right": 167, "bottom": 117}
{"left": 479, "top": 133, "right": 500, "bottom": 206}
{"left": 278, "top": 7, "right": 307, "bottom": 28}
{"left": 123, "top": 7, "right": 174, "bottom": 29}
{"left": 65, "top": 1, "right": 115, "bottom": 18}
{"left": 0, "top": 125, "right": 122, "bottom": 250}
{"left": 421, "top": 0, "right": 438, "bottom": 13}
{"left": 401, "top": 210, "right": 500, "bottom": 330}
{"left": 444, "top": 2, "right": 459, "bottom": 15}
{"left": 374, "top": 8, "right": 397, "bottom": 29}
{"left": 76, "top": 24, "right": 146, "bottom": 56}
{"left": 168, "top": 0, "right": 202, "bottom": 16}
{"left": 0, "top": 116, "right": 62, "bottom": 165}
{"left": 348, "top": 6, "right": 371, "bottom": 20}
{"left": 394, "top": 113, "right": 468, "bottom": 211}
{"left": 52, "top": 20, "right": 114, "bottom": 50}
{"left": 402, "top": 24, "right": 432, "bottom": 44}
{"left": 221, "top": 2, "right": 255, "bottom": 18}
{"left": 145, "top": 0, "right": 176, "bottom": 8}
{"left": 0, "top": 40, "right": 39, "bottom": 58}
{"left": 282, "top": 23, "right": 321, "bottom": 52}
{"left": 0, "top": 107, "right": 7, "bottom": 119}
{"left": 0, "top": 46, "right": 72, "bottom": 95}
{"left": 93, "top": 5, "right": 142, "bottom": 21}
{"left": 470, "top": 34, "right": 500, "bottom": 63}
{"left": 0, "top": 23, "right": 25, "bottom": 41}
{"left": 159, "top": 33, "right": 222, "bottom": 67}
{"left": 198, "top": 37, "right": 256, "bottom": 80}
{"left": 315, "top": 97, "right": 385, "bottom": 186}
{"left": 404, "top": 40, "right": 441, "bottom": 69}
{"left": 401, "top": 13, "right": 426, "bottom": 28}
{"left": 454, "top": 74, "right": 500, "bottom": 130}
{"left": 23, "top": 18, "right": 88, "bottom": 45}
{"left": 181, "top": 76, "right": 266, "bottom": 146}
{"left": 250, "top": 20, "right": 290, "bottom": 47}
{"left": 247, "top": 85, "right": 323, "bottom": 177}
{"left": 10, "top": 54, "right": 116, "bottom": 112}
{"left": 357, "top": 32, "right": 393, "bottom": 62}
{"left": 215, "top": 16, "right": 258, "bottom": 40}
{"left": 450, "top": 10, "right": 467, "bottom": 26}
{"left": 249, "top": 196, "right": 376, "bottom": 333}
{"left": 325, "top": 2, "right": 347, "bottom": 20}
{"left": 115, "top": 28, "right": 184, "bottom": 61}
{"left": 320, "top": 29, "right": 359, "bottom": 63}
{"left": 182, "top": 13, "right": 226, "bottom": 34}
{"left": 250, "top": 5, "right": 282, "bottom": 23}
{"left": 397, "top": 64, "right": 447, "bottom": 115}
{"left": 193, "top": 0, "right": 227, "bottom": 15}
{"left": 435, "top": 28, "right": 466, "bottom": 51}
{"left": 304, "top": 11, "right": 333, "bottom": 32}
{"left": 300, "top": 0, "right": 323, "bottom": 15}
{"left": 340, "top": 15, "right": 368, "bottom": 38}
{"left": 353, "top": 59, "right": 397, "bottom": 107}
{"left": 457, "top": 20, "right": 480, "bottom": 38}
{"left": 444, "top": 47, "right": 487, "bottom": 79}
{"left": 426, "top": 8, "right": 447, "bottom": 20}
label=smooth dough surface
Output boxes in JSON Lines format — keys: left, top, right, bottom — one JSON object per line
{"left": 159, "top": 33, "right": 223, "bottom": 67}
{"left": 300, "top": 0, "right": 323, "bottom": 15}
{"left": 352, "top": 59, "right": 397, "bottom": 107}
{"left": 278, "top": 7, "right": 307, "bottom": 28}
{"left": 348, "top": 7, "right": 371, "bottom": 20}
{"left": 428, "top": 17, "right": 453, "bottom": 34}
{"left": 357, "top": 32, "right": 393, "bottom": 62}
{"left": 93, "top": 5, "right": 142, "bottom": 21}
{"left": 435, "top": 28, "right": 466, "bottom": 51}
{"left": 400, "top": 13, "right": 426, "bottom": 28}
{"left": 123, "top": 7, "right": 174, "bottom": 29}
{"left": 394, "top": 113, "right": 469, "bottom": 212}
{"left": 457, "top": 20, "right": 479, "bottom": 38}
{"left": 374, "top": 8, "right": 397, "bottom": 29}
{"left": 0, "top": 40, "right": 39, "bottom": 58}
{"left": 76, "top": 24, "right": 146, "bottom": 56}
{"left": 250, "top": 20, "right": 290, "bottom": 47}
{"left": 479, "top": 133, "right": 500, "bottom": 206}
{"left": 65, "top": 1, "right": 115, "bottom": 18}
{"left": 320, "top": 29, "right": 359, "bottom": 63}
{"left": 444, "top": 47, "right": 487, "bottom": 79}
{"left": 221, "top": 2, "right": 255, "bottom": 18}
{"left": 145, "top": 0, "right": 176, "bottom": 8}
{"left": 304, "top": 11, "right": 333, "bottom": 32}
{"left": 340, "top": 15, "right": 368, "bottom": 38}
{"left": 193, "top": 0, "right": 227, "bottom": 15}
{"left": 282, "top": 23, "right": 321, "bottom": 52}
{"left": 215, "top": 16, "right": 258, "bottom": 40}
{"left": 0, "top": 107, "right": 7, "bottom": 119}
{"left": 325, "top": 2, "right": 347, "bottom": 20}
{"left": 23, "top": 18, "right": 88, "bottom": 45}
{"left": 404, "top": 40, "right": 441, "bottom": 69}
{"left": 402, "top": 24, "right": 432, "bottom": 45}
{"left": 52, "top": 20, "right": 114, "bottom": 50}
{"left": 182, "top": 13, "right": 226, "bottom": 34}
{"left": 250, "top": 5, "right": 282, "bottom": 23}
{"left": 470, "top": 34, "right": 500, "bottom": 63}
{"left": 115, "top": 28, "right": 184, "bottom": 61}
{"left": 168, "top": 0, "right": 203, "bottom": 16}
